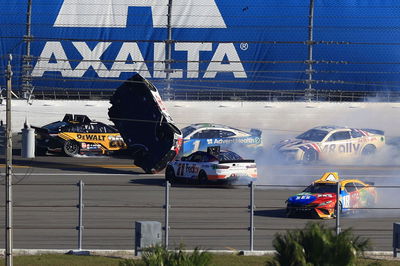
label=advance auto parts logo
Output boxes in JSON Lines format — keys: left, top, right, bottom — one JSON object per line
{"left": 32, "top": 0, "right": 247, "bottom": 79}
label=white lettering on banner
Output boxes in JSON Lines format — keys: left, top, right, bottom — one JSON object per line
{"left": 109, "top": 42, "right": 151, "bottom": 78}
{"left": 32, "top": 42, "right": 247, "bottom": 78}
{"left": 204, "top": 43, "right": 247, "bottom": 78}
{"left": 72, "top": 42, "right": 111, "bottom": 77}
{"left": 31, "top": 42, "right": 74, "bottom": 77}
{"left": 54, "top": 0, "right": 226, "bottom": 28}
{"left": 153, "top": 42, "right": 183, "bottom": 78}
{"left": 175, "top": 43, "right": 212, "bottom": 78}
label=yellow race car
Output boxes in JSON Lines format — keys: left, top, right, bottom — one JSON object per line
{"left": 286, "top": 172, "right": 377, "bottom": 219}
{"left": 33, "top": 114, "right": 127, "bottom": 156}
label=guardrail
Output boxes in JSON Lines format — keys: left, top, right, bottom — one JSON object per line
{"left": 8, "top": 89, "right": 400, "bottom": 102}
{"left": 0, "top": 181, "right": 398, "bottom": 252}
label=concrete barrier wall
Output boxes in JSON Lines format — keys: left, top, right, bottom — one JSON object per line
{"left": 1, "top": 100, "right": 399, "bottom": 139}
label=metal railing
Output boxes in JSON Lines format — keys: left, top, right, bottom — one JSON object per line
{"left": 1, "top": 181, "right": 399, "bottom": 253}
{"left": 6, "top": 89, "right": 400, "bottom": 102}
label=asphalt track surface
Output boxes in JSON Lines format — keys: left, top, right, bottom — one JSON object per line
{"left": 1, "top": 154, "right": 400, "bottom": 252}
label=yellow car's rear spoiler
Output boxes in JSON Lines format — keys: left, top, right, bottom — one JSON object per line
{"left": 314, "top": 172, "right": 339, "bottom": 184}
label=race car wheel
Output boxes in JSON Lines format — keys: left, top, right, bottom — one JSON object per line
{"left": 35, "top": 147, "right": 47, "bottom": 156}
{"left": 303, "top": 150, "right": 317, "bottom": 163}
{"left": 198, "top": 171, "right": 208, "bottom": 185}
{"left": 362, "top": 144, "right": 376, "bottom": 156}
{"left": 165, "top": 166, "right": 176, "bottom": 183}
{"left": 63, "top": 140, "right": 80, "bottom": 156}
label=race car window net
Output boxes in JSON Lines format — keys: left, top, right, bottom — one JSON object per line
{"left": 327, "top": 131, "right": 351, "bottom": 141}
{"left": 345, "top": 183, "right": 357, "bottom": 193}
{"left": 43, "top": 121, "right": 68, "bottom": 132}
{"left": 217, "top": 151, "right": 243, "bottom": 161}
{"left": 219, "top": 130, "right": 236, "bottom": 138}
{"left": 193, "top": 129, "right": 220, "bottom": 139}
{"left": 296, "top": 129, "right": 328, "bottom": 142}
{"left": 350, "top": 129, "right": 363, "bottom": 138}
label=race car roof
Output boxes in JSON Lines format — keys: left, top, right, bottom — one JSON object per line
{"left": 313, "top": 172, "right": 370, "bottom": 187}
{"left": 311, "top": 125, "right": 347, "bottom": 132}
{"left": 187, "top": 123, "right": 243, "bottom": 131}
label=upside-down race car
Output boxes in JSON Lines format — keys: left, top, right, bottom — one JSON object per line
{"left": 181, "top": 123, "right": 262, "bottom": 156}
{"left": 275, "top": 126, "right": 385, "bottom": 163}
{"left": 33, "top": 114, "right": 127, "bottom": 156}
{"left": 286, "top": 172, "right": 377, "bottom": 219}
{"left": 165, "top": 146, "right": 257, "bottom": 185}
{"left": 109, "top": 74, "right": 182, "bottom": 173}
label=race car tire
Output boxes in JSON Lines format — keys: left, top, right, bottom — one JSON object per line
{"left": 35, "top": 147, "right": 47, "bottom": 156}
{"left": 198, "top": 170, "right": 208, "bottom": 185}
{"left": 63, "top": 140, "right": 80, "bottom": 156}
{"left": 165, "top": 166, "right": 176, "bottom": 183}
{"left": 361, "top": 144, "right": 376, "bottom": 156}
{"left": 302, "top": 150, "right": 317, "bottom": 163}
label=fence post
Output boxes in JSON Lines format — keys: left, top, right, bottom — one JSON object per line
{"left": 336, "top": 181, "right": 341, "bottom": 235}
{"left": 164, "top": 181, "right": 170, "bottom": 248}
{"left": 248, "top": 181, "right": 255, "bottom": 251}
{"left": 77, "top": 180, "right": 84, "bottom": 250}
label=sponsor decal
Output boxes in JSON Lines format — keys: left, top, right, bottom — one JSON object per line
{"left": 317, "top": 194, "right": 333, "bottom": 198}
{"left": 296, "top": 195, "right": 311, "bottom": 200}
{"left": 208, "top": 137, "right": 261, "bottom": 145}
{"left": 77, "top": 134, "right": 106, "bottom": 141}
{"left": 108, "top": 135, "right": 126, "bottom": 148}
{"left": 321, "top": 143, "right": 361, "bottom": 153}
{"left": 31, "top": 1, "right": 247, "bottom": 79}
{"left": 185, "top": 164, "right": 200, "bottom": 174}
{"left": 32, "top": 42, "right": 246, "bottom": 79}
{"left": 54, "top": 0, "right": 226, "bottom": 29}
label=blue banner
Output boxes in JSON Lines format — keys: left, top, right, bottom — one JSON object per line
{"left": 1, "top": 1, "right": 400, "bottom": 92}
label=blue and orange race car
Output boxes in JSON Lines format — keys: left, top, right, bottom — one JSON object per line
{"left": 286, "top": 172, "right": 377, "bottom": 219}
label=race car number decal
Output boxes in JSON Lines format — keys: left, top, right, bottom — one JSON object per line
{"left": 177, "top": 163, "right": 185, "bottom": 176}
{"left": 321, "top": 143, "right": 361, "bottom": 153}
{"left": 342, "top": 195, "right": 350, "bottom": 208}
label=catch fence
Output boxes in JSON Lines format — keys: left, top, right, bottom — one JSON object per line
{"left": 7, "top": 88, "right": 400, "bottom": 102}
{"left": 0, "top": 181, "right": 399, "bottom": 252}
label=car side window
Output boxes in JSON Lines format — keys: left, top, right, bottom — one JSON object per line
{"left": 354, "top": 182, "right": 365, "bottom": 190}
{"left": 204, "top": 154, "right": 218, "bottom": 162}
{"left": 191, "top": 154, "right": 203, "bottom": 162}
{"left": 220, "top": 130, "right": 235, "bottom": 138}
{"left": 192, "top": 130, "right": 220, "bottom": 139}
{"left": 327, "top": 131, "right": 351, "bottom": 141}
{"left": 350, "top": 129, "right": 363, "bottom": 138}
{"left": 345, "top": 182, "right": 357, "bottom": 193}
{"left": 82, "top": 124, "right": 96, "bottom": 133}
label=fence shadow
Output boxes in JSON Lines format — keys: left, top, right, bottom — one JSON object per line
{"left": 2, "top": 157, "right": 142, "bottom": 175}
{"left": 255, "top": 208, "right": 287, "bottom": 218}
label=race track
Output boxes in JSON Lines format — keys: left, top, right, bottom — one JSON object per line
{"left": 1, "top": 154, "right": 399, "bottom": 251}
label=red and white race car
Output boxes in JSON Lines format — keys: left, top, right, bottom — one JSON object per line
{"left": 165, "top": 147, "right": 257, "bottom": 185}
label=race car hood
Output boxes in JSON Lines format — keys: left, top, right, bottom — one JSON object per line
{"left": 287, "top": 192, "right": 336, "bottom": 206}
{"left": 108, "top": 74, "right": 182, "bottom": 173}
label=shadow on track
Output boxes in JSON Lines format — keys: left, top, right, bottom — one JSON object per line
{"left": 1, "top": 156, "right": 143, "bottom": 175}
{"left": 255, "top": 208, "right": 287, "bottom": 218}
